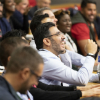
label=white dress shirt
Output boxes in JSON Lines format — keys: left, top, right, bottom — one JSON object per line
{"left": 17, "top": 91, "right": 33, "bottom": 100}
{"left": 39, "top": 49, "right": 97, "bottom": 86}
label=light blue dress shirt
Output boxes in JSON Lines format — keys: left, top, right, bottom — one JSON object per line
{"left": 39, "top": 49, "right": 98, "bottom": 86}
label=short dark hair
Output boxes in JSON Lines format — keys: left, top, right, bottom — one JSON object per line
{"left": 0, "top": 37, "right": 28, "bottom": 67}
{"left": 81, "top": 0, "right": 96, "bottom": 8}
{"left": 34, "top": 22, "right": 55, "bottom": 50}
{"left": 6, "top": 46, "right": 43, "bottom": 73}
{"left": 30, "top": 14, "right": 49, "bottom": 35}
{"left": 0, "top": 0, "right": 4, "bottom": 4}
{"left": 1, "top": 30, "right": 26, "bottom": 41}
{"left": 54, "top": 10, "right": 70, "bottom": 24}
{"left": 34, "top": 7, "right": 51, "bottom": 17}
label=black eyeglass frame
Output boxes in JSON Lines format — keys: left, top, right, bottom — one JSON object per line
{"left": 46, "top": 32, "right": 63, "bottom": 38}
{"left": 30, "top": 69, "right": 41, "bottom": 80}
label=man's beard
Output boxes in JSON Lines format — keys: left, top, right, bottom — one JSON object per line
{"left": 50, "top": 38, "right": 65, "bottom": 55}
{"left": 19, "top": 78, "right": 30, "bottom": 94}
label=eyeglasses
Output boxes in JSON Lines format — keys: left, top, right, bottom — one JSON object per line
{"left": 46, "top": 32, "right": 63, "bottom": 38}
{"left": 30, "top": 69, "right": 41, "bottom": 80}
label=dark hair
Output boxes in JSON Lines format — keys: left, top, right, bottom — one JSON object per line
{"left": 81, "top": 0, "right": 96, "bottom": 8}
{"left": 0, "top": 0, "right": 4, "bottom": 4}
{"left": 0, "top": 37, "right": 28, "bottom": 67}
{"left": 30, "top": 14, "right": 49, "bottom": 35}
{"left": 54, "top": 10, "right": 70, "bottom": 24}
{"left": 34, "top": 22, "right": 55, "bottom": 50}
{"left": 1, "top": 30, "right": 26, "bottom": 41}
{"left": 6, "top": 46, "right": 43, "bottom": 73}
{"left": 81, "top": 97, "right": 100, "bottom": 100}
{"left": 34, "top": 7, "right": 51, "bottom": 17}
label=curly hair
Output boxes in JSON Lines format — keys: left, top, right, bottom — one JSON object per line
{"left": 34, "top": 22, "right": 55, "bottom": 50}
{"left": 30, "top": 14, "right": 49, "bottom": 36}
{"left": 54, "top": 9, "right": 70, "bottom": 24}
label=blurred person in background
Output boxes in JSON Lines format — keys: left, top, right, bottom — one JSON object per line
{"left": 71, "top": 0, "right": 98, "bottom": 56}
{"left": 28, "top": 0, "right": 51, "bottom": 19}
{"left": 0, "top": 0, "right": 11, "bottom": 36}
{"left": 54, "top": 9, "right": 77, "bottom": 53}
{"left": 1, "top": 0, "right": 29, "bottom": 33}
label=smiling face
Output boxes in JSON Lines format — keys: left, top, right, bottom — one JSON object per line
{"left": 4, "top": 0, "right": 15, "bottom": 12}
{"left": 44, "top": 26, "right": 65, "bottom": 55}
{"left": 57, "top": 14, "right": 72, "bottom": 33}
{"left": 81, "top": 3, "right": 97, "bottom": 23}
{"left": 16, "top": 0, "right": 29, "bottom": 14}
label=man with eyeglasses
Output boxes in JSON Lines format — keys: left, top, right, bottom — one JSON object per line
{"left": 0, "top": 46, "right": 44, "bottom": 100}
{"left": 33, "top": 22, "right": 98, "bottom": 86}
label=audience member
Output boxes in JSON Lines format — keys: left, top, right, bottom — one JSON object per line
{"left": 0, "top": 0, "right": 11, "bottom": 36}
{"left": 1, "top": 30, "right": 26, "bottom": 41}
{"left": 0, "top": 46, "right": 43, "bottom": 100}
{"left": 28, "top": 0, "right": 51, "bottom": 19}
{"left": 34, "top": 22, "right": 97, "bottom": 86}
{"left": 54, "top": 9, "right": 77, "bottom": 52}
{"left": 2, "top": 0, "right": 29, "bottom": 33}
{"left": 71, "top": 0, "right": 97, "bottom": 56}
{"left": 12, "top": 0, "right": 29, "bottom": 33}
{"left": 0, "top": 31, "right": 100, "bottom": 100}
{"left": 34, "top": 7, "right": 57, "bottom": 25}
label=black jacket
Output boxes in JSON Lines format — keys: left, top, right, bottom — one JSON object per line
{"left": 28, "top": 6, "right": 38, "bottom": 19}
{"left": 0, "top": 76, "right": 20, "bottom": 100}
{"left": 30, "top": 82, "right": 82, "bottom": 100}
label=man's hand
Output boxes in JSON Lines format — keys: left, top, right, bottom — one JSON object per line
{"left": 82, "top": 87, "right": 100, "bottom": 97}
{"left": 85, "top": 39, "right": 97, "bottom": 54}
{"left": 77, "top": 84, "right": 100, "bottom": 91}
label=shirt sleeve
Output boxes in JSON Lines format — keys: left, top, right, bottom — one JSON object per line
{"left": 89, "top": 74, "right": 99, "bottom": 82}
{"left": 71, "top": 23, "right": 90, "bottom": 40}
{"left": 37, "top": 81, "right": 75, "bottom": 91}
{"left": 42, "top": 55, "right": 95, "bottom": 85}
{"left": 66, "top": 50, "right": 86, "bottom": 66}
{"left": 30, "top": 87, "right": 82, "bottom": 100}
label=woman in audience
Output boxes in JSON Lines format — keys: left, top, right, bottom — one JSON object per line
{"left": 54, "top": 10, "right": 77, "bottom": 52}
{"left": 1, "top": 0, "right": 29, "bottom": 33}
{"left": 13, "top": 0, "right": 29, "bottom": 33}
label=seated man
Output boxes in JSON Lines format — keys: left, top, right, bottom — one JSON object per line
{"left": 1, "top": 30, "right": 100, "bottom": 100}
{"left": 30, "top": 13, "right": 100, "bottom": 84}
{"left": 34, "top": 22, "right": 97, "bottom": 86}
{"left": 0, "top": 46, "right": 43, "bottom": 100}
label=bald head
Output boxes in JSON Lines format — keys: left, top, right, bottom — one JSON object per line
{"left": 36, "top": 0, "right": 51, "bottom": 8}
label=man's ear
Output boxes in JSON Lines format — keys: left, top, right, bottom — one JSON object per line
{"left": 43, "top": 38, "right": 51, "bottom": 47}
{"left": 19, "top": 68, "right": 30, "bottom": 80}
{"left": 8, "top": 56, "right": 11, "bottom": 62}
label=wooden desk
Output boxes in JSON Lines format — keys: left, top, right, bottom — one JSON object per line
{"left": 81, "top": 72, "right": 100, "bottom": 98}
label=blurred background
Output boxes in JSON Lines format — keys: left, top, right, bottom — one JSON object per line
{"left": 29, "top": 0, "right": 100, "bottom": 14}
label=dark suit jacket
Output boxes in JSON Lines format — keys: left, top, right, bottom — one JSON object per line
{"left": 0, "top": 76, "right": 20, "bottom": 100}
{"left": 28, "top": 6, "right": 38, "bottom": 19}
{"left": 30, "top": 82, "right": 82, "bottom": 100}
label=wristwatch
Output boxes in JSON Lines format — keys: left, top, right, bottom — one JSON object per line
{"left": 87, "top": 53, "right": 95, "bottom": 59}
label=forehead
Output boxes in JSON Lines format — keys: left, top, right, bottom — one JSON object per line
{"left": 49, "top": 26, "right": 59, "bottom": 34}
{"left": 21, "top": 0, "right": 29, "bottom": 3}
{"left": 43, "top": 10, "right": 54, "bottom": 17}
{"left": 85, "top": 3, "right": 96, "bottom": 9}
{"left": 41, "top": 17, "right": 52, "bottom": 23}
{"left": 60, "top": 14, "right": 70, "bottom": 19}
